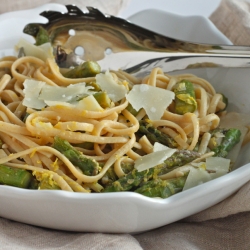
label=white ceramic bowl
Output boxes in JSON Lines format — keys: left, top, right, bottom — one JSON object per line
{"left": 128, "top": 9, "right": 232, "bottom": 45}
{"left": 0, "top": 4, "right": 249, "bottom": 234}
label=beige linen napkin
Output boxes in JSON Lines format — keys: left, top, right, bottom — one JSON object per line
{"left": 1, "top": 0, "right": 250, "bottom": 249}
{"left": 210, "top": 0, "right": 250, "bottom": 45}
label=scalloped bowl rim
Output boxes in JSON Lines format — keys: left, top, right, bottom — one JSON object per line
{"left": 128, "top": 8, "right": 232, "bottom": 45}
{"left": 0, "top": 4, "right": 249, "bottom": 234}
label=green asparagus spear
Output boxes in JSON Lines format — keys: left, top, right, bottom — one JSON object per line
{"left": 35, "top": 26, "right": 50, "bottom": 46}
{"left": 157, "top": 150, "right": 201, "bottom": 175}
{"left": 138, "top": 119, "right": 178, "bottom": 148}
{"left": 211, "top": 128, "right": 241, "bottom": 157}
{"left": 63, "top": 61, "right": 101, "bottom": 78}
{"left": 126, "top": 103, "right": 140, "bottom": 116}
{"left": 23, "top": 23, "right": 39, "bottom": 37}
{"left": 173, "top": 80, "right": 197, "bottom": 115}
{"left": 28, "top": 177, "right": 39, "bottom": 190}
{"left": 93, "top": 92, "right": 112, "bottom": 108}
{"left": 103, "top": 167, "right": 157, "bottom": 192}
{"left": 0, "top": 164, "right": 33, "bottom": 188}
{"left": 103, "top": 149, "right": 200, "bottom": 192}
{"left": 208, "top": 128, "right": 227, "bottom": 150}
{"left": 52, "top": 136, "right": 99, "bottom": 176}
{"left": 121, "top": 161, "right": 135, "bottom": 174}
{"left": 134, "top": 175, "right": 188, "bottom": 198}
{"left": 23, "top": 24, "right": 50, "bottom": 46}
{"left": 101, "top": 166, "right": 117, "bottom": 186}
{"left": 101, "top": 162, "right": 135, "bottom": 186}
{"left": 86, "top": 81, "right": 101, "bottom": 91}
{"left": 73, "top": 141, "right": 94, "bottom": 150}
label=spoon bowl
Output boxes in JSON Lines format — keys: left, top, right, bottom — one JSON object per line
{"left": 23, "top": 5, "right": 250, "bottom": 71}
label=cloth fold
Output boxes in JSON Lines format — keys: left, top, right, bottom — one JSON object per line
{"left": 0, "top": 217, "right": 143, "bottom": 250}
{"left": 1, "top": 0, "right": 250, "bottom": 249}
{"left": 210, "top": 0, "right": 250, "bottom": 45}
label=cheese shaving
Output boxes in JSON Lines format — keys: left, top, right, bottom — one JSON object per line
{"left": 135, "top": 146, "right": 177, "bottom": 172}
{"left": 39, "top": 82, "right": 93, "bottom": 103}
{"left": 23, "top": 80, "right": 46, "bottom": 109}
{"left": 153, "top": 142, "right": 170, "bottom": 152}
{"left": 23, "top": 79, "right": 96, "bottom": 110}
{"left": 183, "top": 157, "right": 230, "bottom": 191}
{"left": 16, "top": 38, "right": 54, "bottom": 61}
{"left": 126, "top": 84, "right": 174, "bottom": 120}
{"left": 182, "top": 166, "right": 212, "bottom": 191}
{"left": 76, "top": 95, "right": 104, "bottom": 111}
{"left": 96, "top": 71, "right": 128, "bottom": 102}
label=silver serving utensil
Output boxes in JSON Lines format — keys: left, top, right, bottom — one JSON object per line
{"left": 123, "top": 53, "right": 250, "bottom": 77}
{"left": 23, "top": 5, "right": 250, "bottom": 73}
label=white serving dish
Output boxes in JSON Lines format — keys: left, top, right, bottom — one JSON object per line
{"left": 128, "top": 9, "right": 232, "bottom": 45}
{"left": 0, "top": 4, "right": 68, "bottom": 54}
{"left": 0, "top": 4, "right": 250, "bottom": 234}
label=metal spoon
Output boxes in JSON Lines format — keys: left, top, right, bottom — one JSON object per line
{"left": 22, "top": 5, "right": 250, "bottom": 73}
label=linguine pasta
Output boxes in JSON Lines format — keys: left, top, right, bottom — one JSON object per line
{"left": 0, "top": 48, "right": 243, "bottom": 195}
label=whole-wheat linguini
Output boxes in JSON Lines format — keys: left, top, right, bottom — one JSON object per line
{"left": 0, "top": 50, "right": 240, "bottom": 193}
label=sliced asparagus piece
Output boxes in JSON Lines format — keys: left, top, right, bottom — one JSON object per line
{"left": 73, "top": 141, "right": 94, "bottom": 150}
{"left": 86, "top": 81, "right": 101, "bottom": 91}
{"left": 173, "top": 80, "right": 197, "bottom": 115}
{"left": 29, "top": 177, "right": 39, "bottom": 190}
{"left": 103, "top": 149, "right": 200, "bottom": 192}
{"left": 35, "top": 26, "right": 50, "bottom": 45}
{"left": 52, "top": 136, "right": 99, "bottom": 176}
{"left": 134, "top": 175, "right": 188, "bottom": 198}
{"left": 138, "top": 120, "right": 178, "bottom": 148}
{"left": 23, "top": 24, "right": 50, "bottom": 46}
{"left": 211, "top": 128, "right": 241, "bottom": 157}
{"left": 63, "top": 61, "right": 101, "bottom": 78}
{"left": 158, "top": 150, "right": 201, "bottom": 175}
{"left": 101, "top": 162, "right": 134, "bottom": 186}
{"left": 103, "top": 167, "right": 157, "bottom": 192}
{"left": 126, "top": 103, "right": 140, "bottom": 116}
{"left": 93, "top": 92, "right": 112, "bottom": 108}
{"left": 101, "top": 166, "right": 117, "bottom": 186}
{"left": 0, "top": 164, "right": 33, "bottom": 188}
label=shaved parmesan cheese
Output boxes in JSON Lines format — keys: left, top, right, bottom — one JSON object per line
{"left": 23, "top": 79, "right": 46, "bottom": 109}
{"left": 206, "top": 157, "right": 230, "bottom": 172}
{"left": 16, "top": 38, "right": 53, "bottom": 61}
{"left": 96, "top": 71, "right": 127, "bottom": 102}
{"left": 182, "top": 166, "right": 212, "bottom": 191}
{"left": 210, "top": 169, "right": 229, "bottom": 179}
{"left": 135, "top": 147, "right": 176, "bottom": 172}
{"left": 183, "top": 156, "right": 230, "bottom": 191}
{"left": 23, "top": 80, "right": 95, "bottom": 110}
{"left": 76, "top": 95, "right": 104, "bottom": 111}
{"left": 39, "top": 82, "right": 93, "bottom": 103}
{"left": 126, "top": 84, "right": 174, "bottom": 120}
{"left": 45, "top": 96, "right": 103, "bottom": 112}
{"left": 153, "top": 142, "right": 170, "bottom": 152}
{"left": 206, "top": 156, "right": 230, "bottom": 179}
